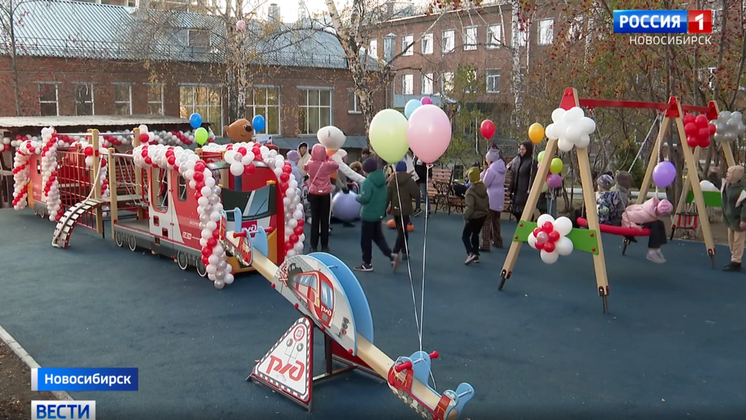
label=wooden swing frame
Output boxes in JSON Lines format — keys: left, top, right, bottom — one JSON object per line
{"left": 498, "top": 87, "right": 722, "bottom": 314}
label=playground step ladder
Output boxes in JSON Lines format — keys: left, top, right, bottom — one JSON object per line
{"left": 52, "top": 198, "right": 106, "bottom": 249}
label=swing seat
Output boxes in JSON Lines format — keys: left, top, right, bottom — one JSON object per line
{"left": 576, "top": 217, "right": 650, "bottom": 256}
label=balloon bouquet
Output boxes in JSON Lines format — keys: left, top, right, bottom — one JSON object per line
{"left": 713, "top": 111, "right": 746, "bottom": 143}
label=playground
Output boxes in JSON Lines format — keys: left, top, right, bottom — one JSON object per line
{"left": 2, "top": 208, "right": 746, "bottom": 419}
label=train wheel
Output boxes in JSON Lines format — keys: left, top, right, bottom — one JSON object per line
{"left": 127, "top": 235, "right": 137, "bottom": 252}
{"left": 115, "top": 231, "right": 124, "bottom": 247}
{"left": 196, "top": 260, "right": 208, "bottom": 278}
{"left": 176, "top": 251, "right": 189, "bottom": 270}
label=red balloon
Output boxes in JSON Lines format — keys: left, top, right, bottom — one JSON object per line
{"left": 212, "top": 229, "right": 219, "bottom": 239}
{"left": 480, "top": 119, "right": 496, "bottom": 139}
{"left": 548, "top": 230, "right": 560, "bottom": 243}
{"left": 695, "top": 114, "right": 709, "bottom": 128}
{"left": 84, "top": 147, "right": 93, "bottom": 156}
{"left": 280, "top": 182, "right": 289, "bottom": 191}
{"left": 289, "top": 234, "right": 299, "bottom": 243}
{"left": 194, "top": 162, "right": 206, "bottom": 172}
{"left": 139, "top": 133, "right": 149, "bottom": 144}
{"left": 683, "top": 113, "right": 696, "bottom": 124}
{"left": 297, "top": 219, "right": 304, "bottom": 227}
{"left": 201, "top": 256, "right": 209, "bottom": 265}
{"left": 686, "top": 136, "right": 699, "bottom": 147}
{"left": 144, "top": 156, "right": 152, "bottom": 165}
{"left": 283, "top": 166, "right": 293, "bottom": 174}
{"left": 535, "top": 241, "right": 545, "bottom": 250}
{"left": 684, "top": 123, "right": 698, "bottom": 136}
{"left": 708, "top": 123, "right": 716, "bottom": 135}
{"left": 285, "top": 241, "right": 294, "bottom": 250}
{"left": 245, "top": 163, "right": 256, "bottom": 174}
{"left": 294, "top": 226, "right": 304, "bottom": 235}
{"left": 237, "top": 147, "right": 247, "bottom": 155}
{"left": 542, "top": 221, "right": 554, "bottom": 232}
{"left": 167, "top": 156, "right": 176, "bottom": 165}
{"left": 543, "top": 241, "right": 556, "bottom": 253}
{"left": 533, "top": 228, "right": 542, "bottom": 237}
{"left": 193, "top": 171, "right": 204, "bottom": 182}
{"left": 699, "top": 137, "right": 711, "bottom": 148}
{"left": 280, "top": 173, "right": 290, "bottom": 182}
{"left": 698, "top": 127, "right": 710, "bottom": 140}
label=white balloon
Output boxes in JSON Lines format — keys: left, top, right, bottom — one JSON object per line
{"left": 527, "top": 233, "right": 537, "bottom": 249}
{"left": 214, "top": 280, "right": 225, "bottom": 289}
{"left": 293, "top": 210, "right": 304, "bottom": 220}
{"left": 241, "top": 153, "right": 254, "bottom": 165}
{"left": 283, "top": 197, "right": 291, "bottom": 207}
{"left": 577, "top": 117, "right": 596, "bottom": 135}
{"left": 274, "top": 159, "right": 284, "bottom": 169}
{"left": 289, "top": 179, "right": 298, "bottom": 189}
{"left": 544, "top": 123, "right": 558, "bottom": 140}
{"left": 563, "top": 107, "right": 584, "bottom": 123}
{"left": 537, "top": 214, "right": 555, "bottom": 226}
{"left": 288, "top": 218, "right": 298, "bottom": 228}
{"left": 224, "top": 150, "right": 237, "bottom": 164}
{"left": 210, "top": 211, "right": 221, "bottom": 222}
{"left": 201, "top": 186, "right": 212, "bottom": 197}
{"left": 564, "top": 125, "right": 584, "bottom": 144}
{"left": 287, "top": 250, "right": 297, "bottom": 257}
{"left": 555, "top": 236, "right": 574, "bottom": 256}
{"left": 551, "top": 108, "right": 566, "bottom": 123}
{"left": 298, "top": 234, "right": 305, "bottom": 242}
{"left": 204, "top": 177, "right": 216, "bottom": 188}
{"left": 230, "top": 162, "right": 244, "bottom": 176}
{"left": 732, "top": 111, "right": 743, "bottom": 121}
{"left": 274, "top": 167, "right": 283, "bottom": 176}
{"left": 557, "top": 138, "right": 574, "bottom": 152}
{"left": 576, "top": 134, "right": 591, "bottom": 149}
{"left": 553, "top": 216, "right": 573, "bottom": 236}
{"left": 294, "top": 242, "right": 304, "bottom": 252}
{"left": 540, "top": 249, "right": 559, "bottom": 264}
{"left": 224, "top": 274, "right": 235, "bottom": 285}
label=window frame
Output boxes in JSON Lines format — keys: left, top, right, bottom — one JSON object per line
{"left": 537, "top": 18, "right": 554, "bottom": 45}
{"left": 179, "top": 84, "right": 223, "bottom": 135}
{"left": 487, "top": 24, "right": 502, "bottom": 49}
{"left": 421, "top": 33, "right": 433, "bottom": 54}
{"left": 74, "top": 83, "right": 95, "bottom": 116}
{"left": 383, "top": 35, "right": 395, "bottom": 61}
{"left": 401, "top": 74, "right": 414, "bottom": 95}
{"left": 463, "top": 26, "right": 478, "bottom": 51}
{"left": 38, "top": 83, "right": 59, "bottom": 116}
{"left": 369, "top": 39, "right": 378, "bottom": 59}
{"left": 421, "top": 73, "right": 434, "bottom": 95}
{"left": 247, "top": 86, "right": 281, "bottom": 136}
{"left": 348, "top": 89, "right": 362, "bottom": 114}
{"left": 297, "top": 87, "right": 333, "bottom": 135}
{"left": 486, "top": 69, "right": 501, "bottom": 93}
{"left": 113, "top": 83, "right": 133, "bottom": 115}
{"left": 146, "top": 83, "right": 164, "bottom": 115}
{"left": 441, "top": 30, "right": 455, "bottom": 54}
{"left": 402, "top": 34, "right": 414, "bottom": 56}
{"left": 441, "top": 72, "right": 454, "bottom": 95}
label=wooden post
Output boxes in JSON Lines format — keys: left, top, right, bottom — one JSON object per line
{"left": 722, "top": 142, "right": 737, "bottom": 168}
{"left": 673, "top": 147, "right": 701, "bottom": 218}
{"left": 133, "top": 128, "right": 145, "bottom": 220}
{"left": 90, "top": 129, "right": 104, "bottom": 235}
{"left": 636, "top": 117, "right": 671, "bottom": 204}
{"left": 107, "top": 148, "right": 118, "bottom": 239}
{"left": 499, "top": 137, "right": 558, "bottom": 288}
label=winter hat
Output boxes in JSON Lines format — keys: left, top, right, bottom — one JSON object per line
{"left": 395, "top": 161, "right": 407, "bottom": 172}
{"left": 597, "top": 174, "right": 613, "bottom": 190}
{"left": 485, "top": 148, "right": 500, "bottom": 163}
{"left": 362, "top": 157, "right": 378, "bottom": 174}
{"left": 656, "top": 199, "right": 674, "bottom": 216}
{"left": 286, "top": 150, "right": 300, "bottom": 163}
{"left": 726, "top": 165, "right": 745, "bottom": 183}
{"left": 467, "top": 167, "right": 482, "bottom": 184}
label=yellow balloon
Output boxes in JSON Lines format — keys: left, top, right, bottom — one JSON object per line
{"left": 528, "top": 123, "right": 545, "bottom": 144}
{"left": 369, "top": 109, "right": 410, "bottom": 163}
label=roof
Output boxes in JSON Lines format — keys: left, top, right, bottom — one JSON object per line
{"left": 4, "top": 0, "right": 377, "bottom": 69}
{"left": 0, "top": 115, "right": 194, "bottom": 130}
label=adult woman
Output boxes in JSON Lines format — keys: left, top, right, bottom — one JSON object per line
{"left": 480, "top": 147, "right": 506, "bottom": 250}
{"left": 508, "top": 141, "right": 538, "bottom": 221}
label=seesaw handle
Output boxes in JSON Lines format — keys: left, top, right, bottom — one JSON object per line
{"left": 429, "top": 351, "right": 439, "bottom": 360}
{"left": 234, "top": 231, "right": 247, "bottom": 238}
{"left": 394, "top": 361, "right": 412, "bottom": 372}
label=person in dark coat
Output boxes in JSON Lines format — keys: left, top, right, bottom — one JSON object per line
{"left": 508, "top": 141, "right": 538, "bottom": 221}
{"left": 387, "top": 161, "right": 420, "bottom": 260}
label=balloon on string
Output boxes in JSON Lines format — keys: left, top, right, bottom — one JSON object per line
{"left": 528, "top": 123, "right": 544, "bottom": 144}
{"left": 405, "top": 99, "right": 422, "bottom": 119}
{"left": 332, "top": 191, "right": 361, "bottom": 221}
{"left": 195, "top": 127, "right": 209, "bottom": 146}
{"left": 421, "top": 97, "right": 433, "bottom": 105}
{"left": 550, "top": 158, "right": 563, "bottom": 174}
{"left": 189, "top": 113, "right": 203, "bottom": 129}
{"left": 369, "top": 109, "right": 410, "bottom": 163}
{"left": 236, "top": 19, "right": 246, "bottom": 31}
{"left": 252, "top": 115, "right": 266, "bottom": 132}
{"left": 408, "top": 105, "right": 451, "bottom": 164}
{"left": 480, "top": 119, "right": 496, "bottom": 139}
{"left": 537, "top": 151, "right": 545, "bottom": 163}
{"left": 653, "top": 161, "right": 676, "bottom": 188}
{"left": 547, "top": 174, "right": 562, "bottom": 189}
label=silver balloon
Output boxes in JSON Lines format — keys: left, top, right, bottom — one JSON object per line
{"left": 721, "top": 111, "right": 732, "bottom": 120}
{"left": 739, "top": 123, "right": 746, "bottom": 135}
{"left": 727, "top": 118, "right": 740, "bottom": 129}
{"left": 214, "top": 280, "right": 225, "bottom": 289}
{"left": 732, "top": 111, "right": 743, "bottom": 121}
{"left": 714, "top": 132, "right": 725, "bottom": 142}
{"left": 725, "top": 132, "right": 737, "bottom": 142}
{"left": 714, "top": 121, "right": 725, "bottom": 132}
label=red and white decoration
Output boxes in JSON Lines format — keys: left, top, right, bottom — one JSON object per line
{"left": 527, "top": 214, "right": 574, "bottom": 264}
{"left": 11, "top": 138, "right": 42, "bottom": 209}
{"left": 683, "top": 113, "right": 716, "bottom": 149}
{"left": 202, "top": 142, "right": 306, "bottom": 257}
{"left": 7, "top": 127, "right": 215, "bottom": 151}
{"left": 39, "top": 128, "right": 64, "bottom": 221}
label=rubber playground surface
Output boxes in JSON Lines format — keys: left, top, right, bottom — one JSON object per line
{"left": 1, "top": 208, "right": 745, "bottom": 419}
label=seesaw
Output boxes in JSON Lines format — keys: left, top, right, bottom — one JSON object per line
{"left": 220, "top": 208, "right": 474, "bottom": 420}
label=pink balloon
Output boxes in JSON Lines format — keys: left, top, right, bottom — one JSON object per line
{"left": 536, "top": 231, "right": 549, "bottom": 244}
{"left": 407, "top": 104, "right": 451, "bottom": 164}
{"left": 421, "top": 97, "right": 433, "bottom": 105}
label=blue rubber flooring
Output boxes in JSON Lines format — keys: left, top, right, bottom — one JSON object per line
{"left": 1, "top": 208, "right": 745, "bottom": 419}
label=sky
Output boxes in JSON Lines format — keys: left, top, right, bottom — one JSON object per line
{"left": 275, "top": 0, "right": 428, "bottom": 22}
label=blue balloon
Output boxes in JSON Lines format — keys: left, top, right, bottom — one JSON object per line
{"left": 404, "top": 99, "right": 422, "bottom": 119}
{"left": 252, "top": 115, "right": 266, "bottom": 132}
{"left": 189, "top": 113, "right": 202, "bottom": 129}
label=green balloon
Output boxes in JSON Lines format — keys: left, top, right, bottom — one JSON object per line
{"left": 369, "top": 109, "right": 410, "bottom": 163}
{"left": 195, "top": 127, "right": 209, "bottom": 146}
{"left": 537, "top": 151, "right": 545, "bottom": 163}
{"left": 550, "top": 157, "right": 563, "bottom": 174}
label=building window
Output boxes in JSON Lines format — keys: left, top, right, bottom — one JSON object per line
{"left": 486, "top": 69, "right": 501, "bottom": 93}
{"left": 298, "top": 89, "right": 332, "bottom": 135}
{"left": 369, "top": 39, "right": 378, "bottom": 59}
{"left": 538, "top": 19, "right": 554, "bottom": 45}
{"left": 383, "top": 35, "right": 394, "bottom": 61}
{"left": 487, "top": 24, "right": 502, "bottom": 48}
{"left": 246, "top": 86, "right": 280, "bottom": 135}
{"left": 402, "top": 35, "right": 414, "bottom": 56}
{"left": 401, "top": 74, "right": 414, "bottom": 95}
{"left": 74, "top": 84, "right": 94, "bottom": 116}
{"left": 38, "top": 83, "right": 59, "bottom": 116}
{"left": 514, "top": 27, "right": 528, "bottom": 48}
{"left": 114, "top": 84, "right": 132, "bottom": 115}
{"left": 180, "top": 85, "right": 223, "bottom": 135}
{"left": 421, "top": 33, "right": 433, "bottom": 54}
{"left": 421, "top": 73, "right": 433, "bottom": 95}
{"left": 147, "top": 84, "right": 164, "bottom": 115}
{"left": 463, "top": 26, "right": 477, "bottom": 50}
{"left": 348, "top": 89, "right": 361, "bottom": 114}
{"left": 441, "top": 72, "right": 454, "bottom": 95}
{"left": 463, "top": 68, "right": 477, "bottom": 93}
{"left": 441, "top": 30, "right": 454, "bottom": 53}
{"left": 188, "top": 29, "right": 210, "bottom": 49}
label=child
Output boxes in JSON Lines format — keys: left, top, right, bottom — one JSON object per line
{"left": 354, "top": 158, "right": 400, "bottom": 272}
{"left": 286, "top": 150, "right": 304, "bottom": 185}
{"left": 463, "top": 167, "right": 490, "bottom": 265}
{"left": 387, "top": 161, "right": 420, "bottom": 261}
{"left": 721, "top": 165, "right": 746, "bottom": 272}
{"left": 481, "top": 148, "right": 506, "bottom": 250}
{"left": 596, "top": 174, "right": 625, "bottom": 226}
{"left": 611, "top": 171, "right": 633, "bottom": 208}
{"left": 304, "top": 144, "right": 339, "bottom": 253}
{"left": 622, "top": 196, "right": 673, "bottom": 264}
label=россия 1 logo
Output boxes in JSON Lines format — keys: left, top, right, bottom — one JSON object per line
{"left": 613, "top": 10, "right": 713, "bottom": 45}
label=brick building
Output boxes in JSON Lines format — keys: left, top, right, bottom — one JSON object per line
{"left": 0, "top": 0, "right": 382, "bottom": 151}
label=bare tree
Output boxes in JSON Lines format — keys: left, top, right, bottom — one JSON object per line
{"left": 0, "top": 0, "right": 43, "bottom": 116}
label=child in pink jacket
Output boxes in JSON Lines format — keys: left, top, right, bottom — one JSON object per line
{"left": 304, "top": 144, "right": 339, "bottom": 252}
{"left": 622, "top": 197, "right": 674, "bottom": 263}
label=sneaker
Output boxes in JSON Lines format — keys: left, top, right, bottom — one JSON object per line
{"left": 472, "top": 255, "right": 480, "bottom": 263}
{"left": 321, "top": 247, "right": 330, "bottom": 253}
{"left": 646, "top": 251, "right": 665, "bottom": 264}
{"left": 724, "top": 262, "right": 742, "bottom": 272}
{"left": 655, "top": 249, "right": 666, "bottom": 262}
{"left": 464, "top": 254, "right": 477, "bottom": 265}
{"left": 391, "top": 253, "right": 401, "bottom": 271}
{"left": 413, "top": 208, "right": 422, "bottom": 217}
{"left": 479, "top": 247, "right": 491, "bottom": 252}
{"left": 354, "top": 264, "right": 373, "bottom": 272}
